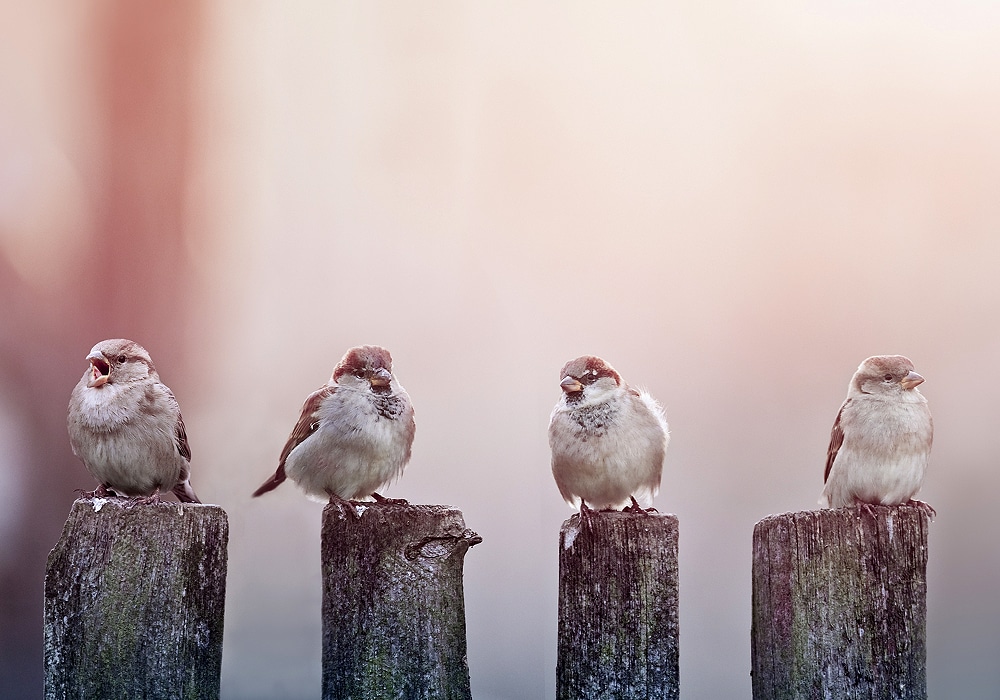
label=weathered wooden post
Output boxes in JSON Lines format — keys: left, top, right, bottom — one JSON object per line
{"left": 44, "top": 497, "right": 229, "bottom": 700}
{"left": 751, "top": 504, "right": 929, "bottom": 700}
{"left": 321, "top": 502, "right": 482, "bottom": 700}
{"left": 556, "top": 511, "right": 680, "bottom": 700}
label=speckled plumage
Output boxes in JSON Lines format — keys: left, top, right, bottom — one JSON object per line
{"left": 820, "top": 355, "right": 933, "bottom": 509}
{"left": 67, "top": 338, "right": 200, "bottom": 502}
{"left": 253, "top": 345, "right": 415, "bottom": 501}
{"left": 548, "top": 355, "right": 669, "bottom": 511}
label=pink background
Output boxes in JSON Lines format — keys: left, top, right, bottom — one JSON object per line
{"left": 2, "top": 2, "right": 999, "bottom": 697}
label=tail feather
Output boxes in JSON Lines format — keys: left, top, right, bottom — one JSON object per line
{"left": 252, "top": 468, "right": 286, "bottom": 498}
{"left": 173, "top": 479, "right": 202, "bottom": 504}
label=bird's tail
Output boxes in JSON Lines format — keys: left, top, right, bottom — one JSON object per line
{"left": 252, "top": 468, "right": 286, "bottom": 498}
{"left": 173, "top": 479, "right": 202, "bottom": 504}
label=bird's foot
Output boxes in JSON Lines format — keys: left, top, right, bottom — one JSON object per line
{"left": 369, "top": 492, "right": 409, "bottom": 506}
{"left": 855, "top": 501, "right": 881, "bottom": 519}
{"left": 327, "top": 491, "right": 362, "bottom": 520}
{"left": 579, "top": 501, "right": 598, "bottom": 532}
{"left": 624, "top": 495, "right": 658, "bottom": 515}
{"left": 76, "top": 484, "right": 115, "bottom": 499}
{"left": 906, "top": 499, "right": 937, "bottom": 519}
{"left": 129, "top": 489, "right": 162, "bottom": 507}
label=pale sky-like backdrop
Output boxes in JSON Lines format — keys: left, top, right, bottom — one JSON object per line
{"left": 3, "top": 2, "right": 1000, "bottom": 698}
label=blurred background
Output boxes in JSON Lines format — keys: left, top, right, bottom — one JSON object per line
{"left": 3, "top": 1, "right": 1000, "bottom": 698}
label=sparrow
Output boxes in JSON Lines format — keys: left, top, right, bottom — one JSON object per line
{"left": 252, "top": 345, "right": 415, "bottom": 503}
{"left": 548, "top": 355, "right": 669, "bottom": 513}
{"left": 820, "top": 355, "right": 933, "bottom": 511}
{"left": 67, "top": 338, "right": 201, "bottom": 503}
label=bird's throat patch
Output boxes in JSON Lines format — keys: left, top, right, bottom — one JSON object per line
{"left": 570, "top": 401, "right": 618, "bottom": 436}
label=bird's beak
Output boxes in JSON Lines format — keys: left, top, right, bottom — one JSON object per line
{"left": 560, "top": 376, "right": 583, "bottom": 393}
{"left": 370, "top": 367, "right": 392, "bottom": 388}
{"left": 900, "top": 370, "right": 924, "bottom": 390}
{"left": 86, "top": 351, "right": 111, "bottom": 388}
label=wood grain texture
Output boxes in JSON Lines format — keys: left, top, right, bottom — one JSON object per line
{"left": 751, "top": 505, "right": 929, "bottom": 700}
{"left": 321, "top": 502, "right": 482, "bottom": 700}
{"left": 557, "top": 511, "right": 679, "bottom": 700}
{"left": 44, "top": 498, "right": 228, "bottom": 700}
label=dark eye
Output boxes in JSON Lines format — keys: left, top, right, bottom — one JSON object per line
{"left": 117, "top": 355, "right": 128, "bottom": 364}
{"left": 353, "top": 369, "right": 365, "bottom": 379}
{"left": 883, "top": 374, "right": 893, "bottom": 381}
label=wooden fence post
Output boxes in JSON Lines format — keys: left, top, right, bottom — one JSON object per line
{"left": 556, "top": 511, "right": 680, "bottom": 700}
{"left": 44, "top": 498, "right": 229, "bottom": 700}
{"left": 321, "top": 502, "right": 482, "bottom": 700}
{"left": 751, "top": 505, "right": 929, "bottom": 700}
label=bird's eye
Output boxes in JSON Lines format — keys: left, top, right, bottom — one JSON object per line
{"left": 883, "top": 373, "right": 893, "bottom": 381}
{"left": 117, "top": 355, "right": 128, "bottom": 364}
{"left": 353, "top": 369, "right": 365, "bottom": 379}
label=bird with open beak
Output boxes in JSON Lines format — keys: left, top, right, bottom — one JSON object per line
{"left": 548, "top": 355, "right": 669, "bottom": 515}
{"left": 67, "top": 338, "right": 200, "bottom": 503}
{"left": 252, "top": 345, "right": 415, "bottom": 504}
{"left": 820, "top": 354, "right": 934, "bottom": 512}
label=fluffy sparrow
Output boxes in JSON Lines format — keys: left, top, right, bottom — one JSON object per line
{"left": 548, "top": 355, "right": 669, "bottom": 513}
{"left": 820, "top": 355, "right": 933, "bottom": 511}
{"left": 252, "top": 345, "right": 415, "bottom": 503}
{"left": 67, "top": 338, "right": 200, "bottom": 503}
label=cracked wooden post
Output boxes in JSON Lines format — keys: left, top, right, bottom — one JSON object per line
{"left": 751, "top": 505, "right": 929, "bottom": 700}
{"left": 321, "top": 502, "right": 482, "bottom": 700}
{"left": 557, "top": 511, "right": 680, "bottom": 700}
{"left": 44, "top": 498, "right": 229, "bottom": 700}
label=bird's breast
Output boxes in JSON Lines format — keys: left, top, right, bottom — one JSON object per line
{"left": 72, "top": 384, "right": 138, "bottom": 429}
{"left": 567, "top": 400, "right": 620, "bottom": 438}
{"left": 316, "top": 390, "right": 412, "bottom": 443}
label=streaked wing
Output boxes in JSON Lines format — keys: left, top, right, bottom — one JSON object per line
{"left": 164, "top": 386, "right": 192, "bottom": 461}
{"left": 824, "top": 399, "right": 849, "bottom": 483}
{"left": 278, "top": 384, "right": 337, "bottom": 470}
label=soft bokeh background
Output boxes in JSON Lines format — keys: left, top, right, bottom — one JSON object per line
{"left": 3, "top": 2, "right": 1000, "bottom": 698}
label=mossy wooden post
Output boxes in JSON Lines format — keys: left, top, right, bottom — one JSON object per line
{"left": 557, "top": 511, "right": 680, "bottom": 700}
{"left": 44, "top": 498, "right": 229, "bottom": 700}
{"left": 321, "top": 502, "right": 482, "bottom": 700}
{"left": 751, "top": 505, "right": 929, "bottom": 700}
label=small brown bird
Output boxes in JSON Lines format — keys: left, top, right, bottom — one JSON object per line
{"left": 67, "top": 339, "right": 200, "bottom": 503}
{"left": 548, "top": 355, "right": 669, "bottom": 513}
{"left": 820, "top": 355, "right": 933, "bottom": 511}
{"left": 252, "top": 345, "right": 415, "bottom": 503}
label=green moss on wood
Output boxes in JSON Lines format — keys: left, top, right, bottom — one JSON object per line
{"left": 44, "top": 499, "right": 228, "bottom": 700}
{"left": 321, "top": 502, "right": 480, "bottom": 700}
{"left": 557, "top": 511, "right": 680, "bottom": 700}
{"left": 751, "top": 505, "right": 928, "bottom": 700}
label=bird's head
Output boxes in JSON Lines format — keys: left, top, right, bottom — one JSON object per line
{"left": 852, "top": 355, "right": 925, "bottom": 398}
{"left": 84, "top": 339, "right": 156, "bottom": 388}
{"left": 333, "top": 345, "right": 396, "bottom": 394}
{"left": 558, "top": 355, "right": 622, "bottom": 405}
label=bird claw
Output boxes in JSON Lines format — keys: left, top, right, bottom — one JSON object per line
{"left": 854, "top": 501, "right": 880, "bottom": 519}
{"left": 624, "top": 495, "right": 657, "bottom": 515}
{"left": 369, "top": 492, "right": 409, "bottom": 506}
{"left": 327, "top": 492, "right": 362, "bottom": 520}
{"left": 907, "top": 499, "right": 937, "bottom": 519}
{"left": 128, "top": 490, "right": 162, "bottom": 507}
{"left": 76, "top": 484, "right": 115, "bottom": 500}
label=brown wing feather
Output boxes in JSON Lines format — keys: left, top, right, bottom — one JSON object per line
{"left": 175, "top": 413, "right": 192, "bottom": 462}
{"left": 824, "top": 399, "right": 849, "bottom": 483}
{"left": 252, "top": 384, "right": 336, "bottom": 497}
